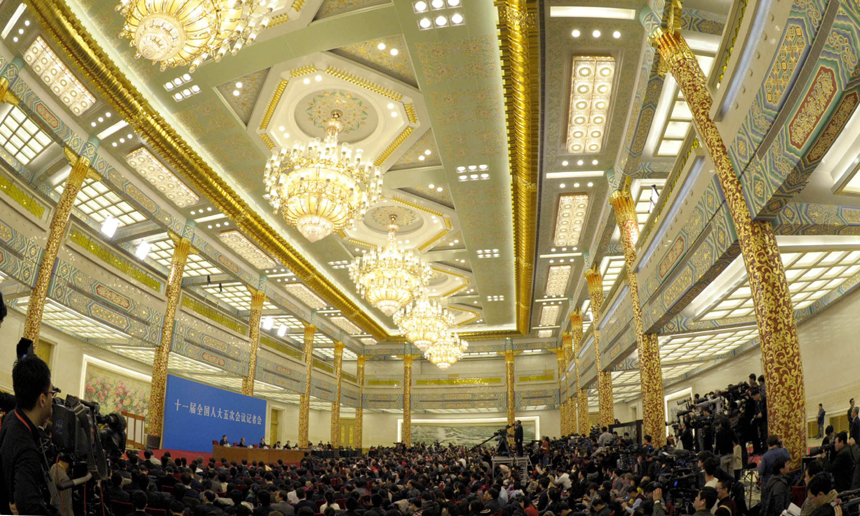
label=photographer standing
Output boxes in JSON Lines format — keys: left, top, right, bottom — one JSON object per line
{"left": 0, "top": 355, "right": 55, "bottom": 515}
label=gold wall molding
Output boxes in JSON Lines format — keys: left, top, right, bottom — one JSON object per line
{"left": 28, "top": 0, "right": 388, "bottom": 340}
{"left": 325, "top": 67, "right": 402, "bottom": 101}
{"left": 374, "top": 126, "right": 413, "bottom": 166}
{"left": 259, "top": 79, "right": 289, "bottom": 131}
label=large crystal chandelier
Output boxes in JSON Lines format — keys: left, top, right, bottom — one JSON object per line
{"left": 393, "top": 288, "right": 453, "bottom": 349}
{"left": 425, "top": 331, "right": 468, "bottom": 370}
{"left": 117, "top": 0, "right": 278, "bottom": 72}
{"left": 264, "top": 111, "right": 383, "bottom": 242}
{"left": 350, "top": 216, "right": 430, "bottom": 315}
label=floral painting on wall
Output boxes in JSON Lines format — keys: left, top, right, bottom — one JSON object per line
{"left": 84, "top": 363, "right": 150, "bottom": 418}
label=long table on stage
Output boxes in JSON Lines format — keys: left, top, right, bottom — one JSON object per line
{"left": 213, "top": 445, "right": 308, "bottom": 464}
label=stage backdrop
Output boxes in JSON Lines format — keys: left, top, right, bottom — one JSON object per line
{"left": 162, "top": 374, "right": 266, "bottom": 452}
{"left": 411, "top": 419, "right": 537, "bottom": 447}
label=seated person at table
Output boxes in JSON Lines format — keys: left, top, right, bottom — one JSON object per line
{"left": 220, "top": 435, "right": 229, "bottom": 446}
{"left": 273, "top": 441, "right": 282, "bottom": 449}
{"left": 238, "top": 438, "right": 247, "bottom": 447}
{"left": 260, "top": 438, "right": 268, "bottom": 449}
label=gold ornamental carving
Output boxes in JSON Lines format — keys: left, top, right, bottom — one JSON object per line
{"left": 355, "top": 355, "right": 366, "bottom": 450}
{"left": 298, "top": 324, "right": 315, "bottom": 449}
{"left": 242, "top": 288, "right": 267, "bottom": 396}
{"left": 146, "top": 236, "right": 193, "bottom": 448}
{"left": 585, "top": 265, "right": 613, "bottom": 427}
{"left": 570, "top": 309, "right": 587, "bottom": 435}
{"left": 25, "top": 150, "right": 91, "bottom": 346}
{"left": 652, "top": 27, "right": 806, "bottom": 467}
{"left": 330, "top": 342, "right": 344, "bottom": 448}
{"left": 504, "top": 350, "right": 516, "bottom": 426}
{"left": 610, "top": 184, "right": 666, "bottom": 446}
{"left": 403, "top": 355, "right": 414, "bottom": 446}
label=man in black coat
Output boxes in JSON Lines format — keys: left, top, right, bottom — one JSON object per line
{"left": 514, "top": 420, "right": 524, "bottom": 456}
{"left": 850, "top": 407, "right": 860, "bottom": 445}
{"left": 824, "top": 432, "right": 855, "bottom": 492}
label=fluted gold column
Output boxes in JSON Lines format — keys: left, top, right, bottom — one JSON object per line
{"left": 652, "top": 18, "right": 806, "bottom": 466}
{"left": 298, "top": 324, "right": 315, "bottom": 449}
{"left": 571, "top": 309, "right": 589, "bottom": 435}
{"left": 331, "top": 342, "right": 344, "bottom": 448}
{"left": 504, "top": 350, "right": 516, "bottom": 426}
{"left": 585, "top": 266, "right": 613, "bottom": 427}
{"left": 241, "top": 288, "right": 267, "bottom": 396}
{"left": 355, "top": 355, "right": 366, "bottom": 450}
{"left": 403, "top": 355, "right": 414, "bottom": 446}
{"left": 146, "top": 234, "right": 193, "bottom": 449}
{"left": 611, "top": 182, "right": 666, "bottom": 446}
{"left": 25, "top": 147, "right": 95, "bottom": 346}
{"left": 556, "top": 346, "right": 567, "bottom": 435}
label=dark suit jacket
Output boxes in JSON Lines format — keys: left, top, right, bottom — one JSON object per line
{"left": 514, "top": 426, "right": 524, "bottom": 443}
{"left": 852, "top": 418, "right": 860, "bottom": 443}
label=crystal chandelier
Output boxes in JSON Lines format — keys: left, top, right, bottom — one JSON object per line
{"left": 264, "top": 111, "right": 383, "bottom": 242}
{"left": 117, "top": 0, "right": 277, "bottom": 72}
{"left": 425, "top": 331, "right": 468, "bottom": 370}
{"left": 350, "top": 216, "right": 430, "bottom": 316}
{"left": 393, "top": 288, "right": 453, "bottom": 349}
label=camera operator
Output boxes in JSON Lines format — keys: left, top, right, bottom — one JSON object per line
{"left": 679, "top": 421, "right": 694, "bottom": 452}
{"left": 0, "top": 355, "right": 55, "bottom": 515}
{"left": 751, "top": 388, "right": 768, "bottom": 455}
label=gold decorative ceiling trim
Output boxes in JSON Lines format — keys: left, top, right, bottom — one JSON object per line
{"left": 270, "top": 12, "right": 291, "bottom": 28}
{"left": 259, "top": 79, "right": 289, "bottom": 131}
{"left": 404, "top": 103, "right": 418, "bottom": 124}
{"left": 443, "top": 283, "right": 469, "bottom": 298}
{"left": 325, "top": 67, "right": 402, "bottom": 101}
{"left": 390, "top": 195, "right": 445, "bottom": 218}
{"left": 345, "top": 237, "right": 375, "bottom": 248}
{"left": 260, "top": 133, "right": 275, "bottom": 150}
{"left": 290, "top": 65, "right": 317, "bottom": 77}
{"left": 419, "top": 228, "right": 449, "bottom": 252}
{"left": 374, "top": 126, "right": 413, "bottom": 166}
{"left": 29, "top": 0, "right": 389, "bottom": 340}
{"left": 496, "top": 0, "right": 539, "bottom": 335}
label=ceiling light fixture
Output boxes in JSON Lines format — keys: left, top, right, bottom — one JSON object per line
{"left": 613, "top": 30, "right": 621, "bottom": 39}
{"left": 554, "top": 193, "right": 589, "bottom": 246}
{"left": 394, "top": 289, "right": 454, "bottom": 350}
{"left": 545, "top": 265, "right": 571, "bottom": 297}
{"left": 135, "top": 240, "right": 151, "bottom": 260}
{"left": 571, "top": 29, "right": 581, "bottom": 37}
{"left": 424, "top": 331, "right": 467, "bottom": 369}
{"left": 263, "top": 111, "right": 383, "bottom": 242}
{"left": 101, "top": 216, "right": 119, "bottom": 238}
{"left": 592, "top": 29, "right": 601, "bottom": 38}
{"left": 349, "top": 215, "right": 431, "bottom": 316}
{"left": 126, "top": 147, "right": 200, "bottom": 208}
{"left": 117, "top": 0, "right": 274, "bottom": 72}
{"left": 567, "top": 56, "right": 615, "bottom": 154}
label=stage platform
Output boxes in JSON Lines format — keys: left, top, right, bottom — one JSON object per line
{"left": 213, "top": 445, "right": 308, "bottom": 465}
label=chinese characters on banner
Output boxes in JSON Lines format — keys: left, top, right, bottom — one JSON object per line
{"left": 174, "top": 399, "right": 264, "bottom": 425}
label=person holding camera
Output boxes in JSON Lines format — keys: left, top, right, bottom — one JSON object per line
{"left": 822, "top": 432, "right": 856, "bottom": 492}
{"left": 0, "top": 355, "right": 55, "bottom": 515}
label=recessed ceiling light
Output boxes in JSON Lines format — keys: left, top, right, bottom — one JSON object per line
{"left": 431, "top": 0, "right": 444, "bottom": 7}
{"left": 315, "top": 75, "right": 322, "bottom": 82}
{"left": 391, "top": 112, "right": 398, "bottom": 117}
{"left": 562, "top": 160, "right": 568, "bottom": 166}
{"left": 560, "top": 183, "right": 566, "bottom": 188}
{"left": 613, "top": 31, "right": 621, "bottom": 39}
{"left": 437, "top": 187, "right": 443, "bottom": 192}
{"left": 577, "top": 160, "right": 583, "bottom": 165}
{"left": 390, "top": 48, "right": 399, "bottom": 56}
{"left": 587, "top": 182, "right": 593, "bottom": 187}
{"left": 424, "top": 150, "right": 432, "bottom": 155}
{"left": 233, "top": 90, "right": 240, "bottom": 96}
{"left": 592, "top": 159, "right": 598, "bottom": 165}
{"left": 574, "top": 183, "right": 580, "bottom": 187}
{"left": 303, "top": 78, "right": 310, "bottom": 84}
{"left": 571, "top": 29, "right": 581, "bottom": 37}
{"left": 378, "top": 43, "right": 386, "bottom": 50}
{"left": 24, "top": 20, "right": 30, "bottom": 26}
{"left": 435, "top": 15, "right": 448, "bottom": 26}
{"left": 415, "top": 0, "right": 428, "bottom": 11}
{"left": 283, "top": 133, "right": 289, "bottom": 138}
{"left": 419, "top": 17, "right": 432, "bottom": 28}
{"left": 451, "top": 13, "right": 464, "bottom": 24}
{"left": 447, "top": 0, "right": 460, "bottom": 5}
{"left": 593, "top": 29, "right": 601, "bottom": 38}
{"left": 278, "top": 125, "right": 285, "bottom": 131}
{"left": 429, "top": 184, "right": 435, "bottom": 189}
{"left": 105, "top": 112, "right": 111, "bottom": 117}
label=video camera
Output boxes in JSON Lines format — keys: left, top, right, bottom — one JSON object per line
{"left": 654, "top": 449, "right": 699, "bottom": 514}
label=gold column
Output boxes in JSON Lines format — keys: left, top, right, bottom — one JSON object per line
{"left": 241, "top": 288, "right": 267, "bottom": 396}
{"left": 571, "top": 309, "right": 589, "bottom": 435}
{"left": 556, "top": 346, "right": 567, "bottom": 435}
{"left": 505, "top": 350, "right": 516, "bottom": 426}
{"left": 585, "top": 266, "right": 614, "bottom": 427}
{"left": 611, "top": 182, "right": 666, "bottom": 446}
{"left": 330, "top": 341, "right": 344, "bottom": 448}
{"left": 403, "top": 355, "right": 414, "bottom": 446}
{"left": 355, "top": 355, "right": 366, "bottom": 450}
{"left": 652, "top": 19, "right": 806, "bottom": 466}
{"left": 146, "top": 235, "right": 193, "bottom": 449}
{"left": 298, "top": 323, "right": 315, "bottom": 449}
{"left": 24, "top": 148, "right": 93, "bottom": 346}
